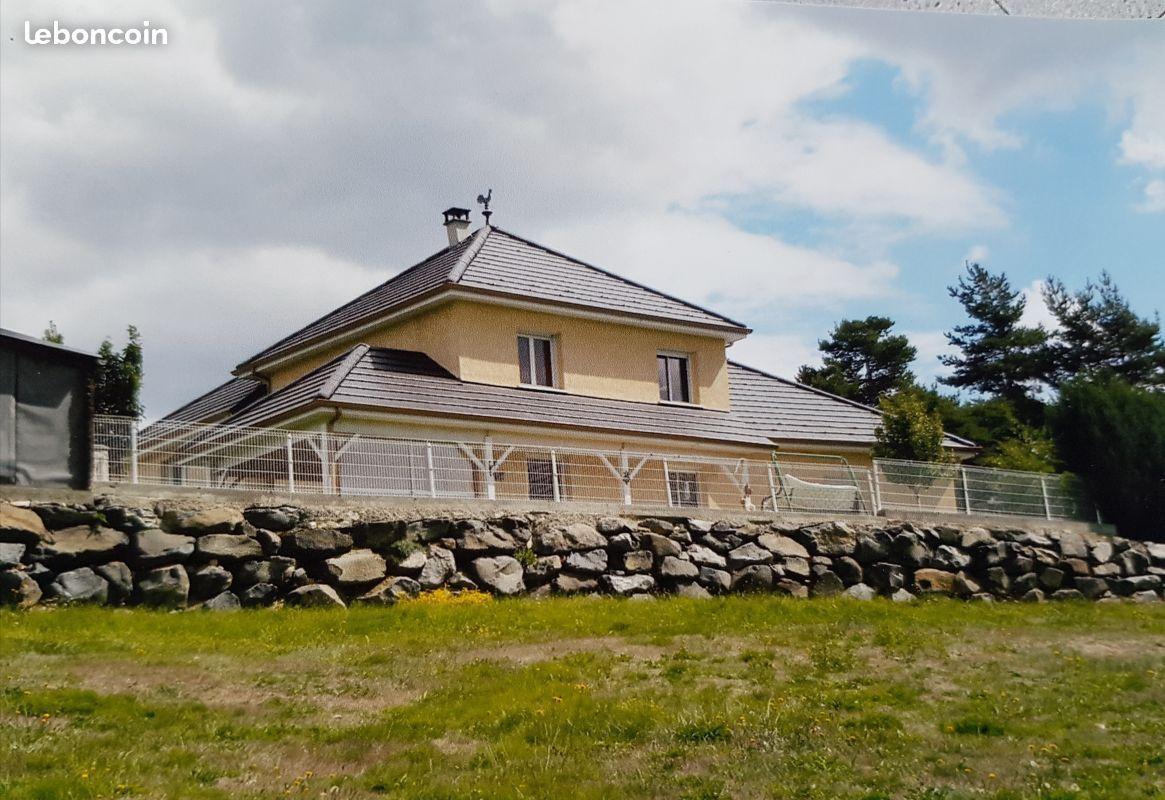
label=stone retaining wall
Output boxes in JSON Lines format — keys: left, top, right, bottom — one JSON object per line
{"left": 1, "top": 497, "right": 1162, "bottom": 610}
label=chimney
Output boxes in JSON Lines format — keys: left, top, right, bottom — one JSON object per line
{"left": 442, "top": 207, "right": 471, "bottom": 246}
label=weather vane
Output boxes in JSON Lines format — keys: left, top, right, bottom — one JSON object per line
{"left": 476, "top": 189, "right": 493, "bottom": 226}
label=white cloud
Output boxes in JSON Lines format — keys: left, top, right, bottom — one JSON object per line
{"left": 544, "top": 211, "right": 899, "bottom": 319}
{"left": 727, "top": 333, "right": 821, "bottom": 382}
{"left": 1137, "top": 179, "right": 1165, "bottom": 214}
{"left": 904, "top": 329, "right": 954, "bottom": 387}
{"left": 964, "top": 244, "right": 990, "bottom": 264}
{"left": 1019, "top": 279, "right": 1059, "bottom": 331}
{"left": 0, "top": 0, "right": 1154, "bottom": 418}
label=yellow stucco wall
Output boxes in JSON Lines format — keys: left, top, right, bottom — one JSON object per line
{"left": 264, "top": 298, "right": 732, "bottom": 409}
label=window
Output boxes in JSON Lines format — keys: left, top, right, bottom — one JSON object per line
{"left": 657, "top": 353, "right": 691, "bottom": 403}
{"left": 669, "top": 470, "right": 700, "bottom": 507}
{"left": 526, "top": 456, "right": 564, "bottom": 501}
{"left": 518, "top": 335, "right": 555, "bottom": 387}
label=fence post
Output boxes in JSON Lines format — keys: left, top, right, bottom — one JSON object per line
{"left": 619, "top": 449, "right": 632, "bottom": 506}
{"left": 285, "top": 433, "right": 296, "bottom": 494}
{"left": 960, "top": 466, "right": 972, "bottom": 515}
{"left": 662, "top": 459, "right": 673, "bottom": 508}
{"left": 766, "top": 464, "right": 779, "bottom": 512}
{"left": 871, "top": 461, "right": 882, "bottom": 514}
{"left": 129, "top": 419, "right": 139, "bottom": 484}
{"left": 866, "top": 470, "right": 878, "bottom": 516}
{"left": 425, "top": 442, "right": 438, "bottom": 498}
{"left": 1040, "top": 475, "right": 1052, "bottom": 520}
{"left": 550, "top": 449, "right": 561, "bottom": 503}
{"left": 483, "top": 437, "right": 496, "bottom": 500}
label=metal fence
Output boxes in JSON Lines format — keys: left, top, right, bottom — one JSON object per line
{"left": 91, "top": 415, "right": 1094, "bottom": 522}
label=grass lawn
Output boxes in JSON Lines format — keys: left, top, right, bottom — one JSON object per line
{"left": 2, "top": 596, "right": 1164, "bottom": 800}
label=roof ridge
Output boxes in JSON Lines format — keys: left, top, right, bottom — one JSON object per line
{"left": 727, "top": 359, "right": 978, "bottom": 449}
{"left": 235, "top": 236, "right": 474, "bottom": 372}
{"left": 447, "top": 226, "right": 490, "bottom": 283}
{"left": 318, "top": 344, "right": 371, "bottom": 400}
{"left": 483, "top": 227, "right": 750, "bottom": 331}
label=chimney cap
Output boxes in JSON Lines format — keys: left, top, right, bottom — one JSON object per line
{"left": 442, "top": 207, "right": 471, "bottom": 224}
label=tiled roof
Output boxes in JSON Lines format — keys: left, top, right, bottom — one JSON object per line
{"left": 213, "top": 345, "right": 974, "bottom": 451}
{"left": 223, "top": 346, "right": 771, "bottom": 446}
{"left": 236, "top": 226, "right": 748, "bottom": 371}
{"left": 727, "top": 361, "right": 975, "bottom": 450}
{"left": 157, "top": 376, "right": 266, "bottom": 423}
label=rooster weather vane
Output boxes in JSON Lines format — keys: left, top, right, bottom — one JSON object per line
{"left": 477, "top": 189, "right": 493, "bottom": 226}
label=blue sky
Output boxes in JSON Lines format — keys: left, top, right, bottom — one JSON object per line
{"left": 1, "top": 1, "right": 1162, "bottom": 415}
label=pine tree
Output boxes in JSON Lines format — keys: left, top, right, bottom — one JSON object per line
{"left": 796, "top": 316, "right": 917, "bottom": 406}
{"left": 940, "top": 262, "right": 1049, "bottom": 407}
{"left": 1042, "top": 272, "right": 1165, "bottom": 386}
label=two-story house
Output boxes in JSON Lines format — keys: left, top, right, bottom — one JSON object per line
{"left": 155, "top": 208, "right": 972, "bottom": 509}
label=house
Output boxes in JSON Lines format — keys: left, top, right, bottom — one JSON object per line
{"left": 152, "top": 208, "right": 973, "bottom": 509}
{"left": 1, "top": 328, "right": 98, "bottom": 488}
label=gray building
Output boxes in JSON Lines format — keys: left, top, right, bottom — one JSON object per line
{"left": 1, "top": 328, "right": 97, "bottom": 488}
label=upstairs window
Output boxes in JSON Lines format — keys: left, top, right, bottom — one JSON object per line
{"left": 657, "top": 353, "right": 691, "bottom": 403}
{"left": 518, "top": 335, "right": 555, "bottom": 387}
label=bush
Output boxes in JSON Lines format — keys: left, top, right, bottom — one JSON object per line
{"left": 1050, "top": 377, "right": 1165, "bottom": 541}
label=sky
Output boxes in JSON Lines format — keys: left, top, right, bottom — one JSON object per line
{"left": 1, "top": 1, "right": 1162, "bottom": 420}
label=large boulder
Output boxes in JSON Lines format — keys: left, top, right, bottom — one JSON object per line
{"left": 36, "top": 526, "right": 128, "bottom": 568}
{"left": 810, "top": 570, "right": 844, "bottom": 598}
{"left": 931, "top": 545, "right": 972, "bottom": 572}
{"left": 137, "top": 565, "right": 190, "bottom": 608}
{"left": 603, "top": 573, "right": 655, "bottom": 596}
{"left": 533, "top": 523, "right": 606, "bottom": 554}
{"left": 855, "top": 532, "right": 893, "bottom": 564}
{"left": 191, "top": 564, "right": 233, "bottom": 599}
{"left": 619, "top": 550, "right": 653, "bottom": 573}
{"left": 524, "top": 555, "right": 562, "bottom": 586}
{"left": 698, "top": 567, "right": 732, "bottom": 594}
{"left": 0, "top": 542, "right": 25, "bottom": 568}
{"left": 797, "top": 522, "right": 858, "bottom": 557}
{"left": 243, "top": 506, "right": 301, "bottom": 532}
{"left": 458, "top": 522, "right": 519, "bottom": 553}
{"left": 1074, "top": 577, "right": 1109, "bottom": 599}
{"left": 280, "top": 529, "right": 353, "bottom": 560}
{"left": 357, "top": 576, "right": 422, "bottom": 604}
{"left": 913, "top": 568, "right": 956, "bottom": 594}
{"left": 1091, "top": 541, "right": 1115, "bottom": 565}
{"left": 471, "top": 556, "right": 525, "bottom": 595}
{"left": 866, "top": 562, "right": 905, "bottom": 593}
{"left": 234, "top": 557, "right": 296, "bottom": 588}
{"left": 0, "top": 503, "right": 48, "bottom": 545}
{"left": 564, "top": 549, "right": 608, "bottom": 574}
{"left": 1118, "top": 550, "right": 1151, "bottom": 576}
{"left": 162, "top": 506, "right": 245, "bottom": 535}
{"left": 0, "top": 570, "right": 43, "bottom": 607}
{"left": 324, "top": 549, "right": 387, "bottom": 586}
{"left": 201, "top": 591, "right": 242, "bottom": 611}
{"left": 418, "top": 547, "right": 457, "bottom": 589}
{"left": 553, "top": 573, "right": 599, "bottom": 594}
{"left": 133, "top": 529, "right": 195, "bottom": 567}
{"left": 596, "top": 517, "right": 635, "bottom": 535}
{"left": 843, "top": 583, "right": 877, "bottom": 601}
{"left": 727, "top": 543, "right": 772, "bottom": 571}
{"left": 686, "top": 544, "right": 727, "bottom": 569}
{"left": 757, "top": 534, "right": 809, "bottom": 559}
{"left": 833, "top": 557, "right": 863, "bottom": 586}
{"left": 286, "top": 583, "right": 346, "bottom": 608}
{"left": 1147, "top": 543, "right": 1165, "bottom": 566}
{"left": 48, "top": 567, "right": 109, "bottom": 604}
{"left": 659, "top": 556, "right": 699, "bottom": 580}
{"left": 95, "top": 562, "right": 134, "bottom": 604}
{"left": 391, "top": 549, "right": 427, "bottom": 576}
{"left": 241, "top": 583, "right": 279, "bottom": 607}
{"left": 637, "top": 532, "right": 682, "bottom": 558}
{"left": 960, "top": 527, "right": 995, "bottom": 549}
{"left": 1057, "top": 531, "right": 1089, "bottom": 560}
{"left": 731, "top": 564, "right": 774, "bottom": 592}
{"left": 31, "top": 503, "right": 107, "bottom": 530}
{"left": 197, "top": 534, "right": 264, "bottom": 561}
